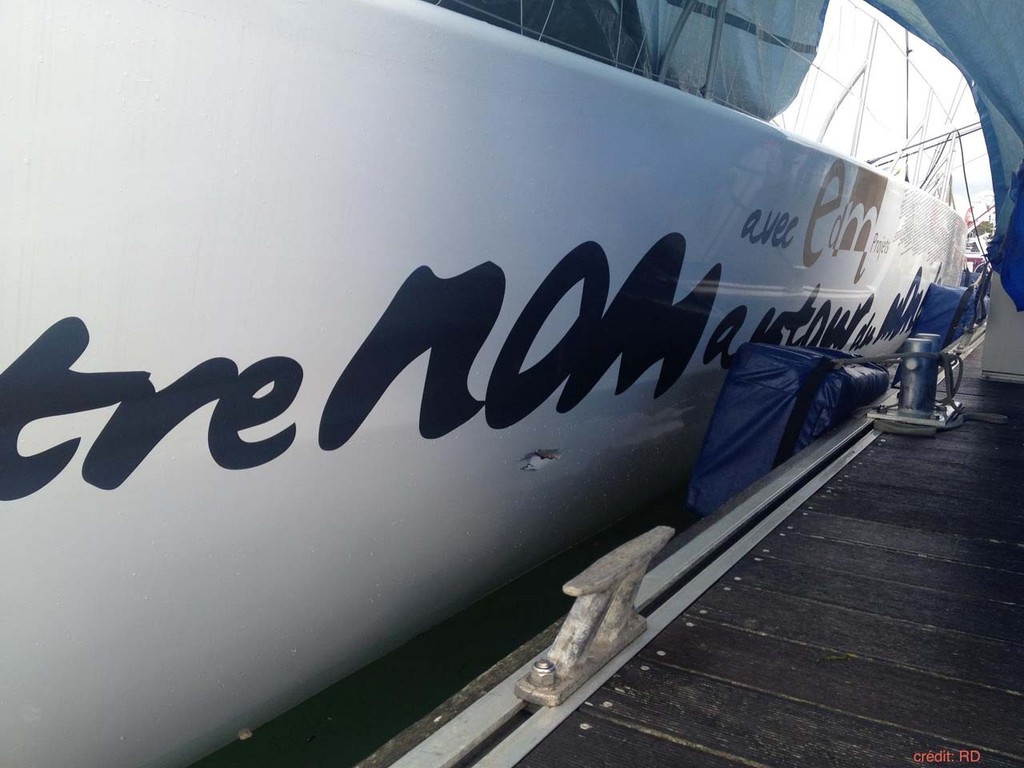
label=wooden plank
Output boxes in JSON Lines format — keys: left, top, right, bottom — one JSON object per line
{"left": 956, "top": 378, "right": 1024, "bottom": 396}
{"left": 850, "top": 439, "right": 1022, "bottom": 473}
{"left": 950, "top": 374, "right": 1024, "bottom": 391}
{"left": 956, "top": 376, "right": 1024, "bottom": 393}
{"left": 955, "top": 392, "right": 1024, "bottom": 413}
{"left": 843, "top": 438, "right": 1019, "bottom": 468}
{"left": 953, "top": 400, "right": 1024, "bottom": 417}
{"left": 757, "top": 531, "right": 1024, "bottom": 604}
{"left": 826, "top": 475, "right": 1023, "bottom": 516}
{"left": 899, "top": 429, "right": 1024, "bottom": 451}
{"left": 639, "top": 619, "right": 1024, "bottom": 756}
{"left": 801, "top": 487, "right": 1024, "bottom": 542}
{"left": 575, "top": 661, "right": 1024, "bottom": 768}
{"left": 957, "top": 374, "right": 1024, "bottom": 388}
{"left": 920, "top": 432, "right": 1024, "bottom": 452}
{"left": 953, "top": 413, "right": 1024, "bottom": 428}
{"left": 792, "top": 512, "right": 1024, "bottom": 573}
{"left": 870, "top": 422, "right": 1023, "bottom": 446}
{"left": 825, "top": 469, "right": 1023, "bottom": 507}
{"left": 841, "top": 448, "right": 1024, "bottom": 484}
{"left": 843, "top": 433, "right": 1022, "bottom": 465}
{"left": 694, "top": 584, "right": 1024, "bottom": 692}
{"left": 866, "top": 441, "right": 1022, "bottom": 471}
{"left": 515, "top": 710, "right": 749, "bottom": 768}
{"left": 725, "top": 555, "right": 1024, "bottom": 643}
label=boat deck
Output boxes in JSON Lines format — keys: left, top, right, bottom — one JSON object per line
{"left": 514, "top": 350, "right": 1024, "bottom": 767}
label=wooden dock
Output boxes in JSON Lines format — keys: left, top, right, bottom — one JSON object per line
{"left": 514, "top": 349, "right": 1024, "bottom": 767}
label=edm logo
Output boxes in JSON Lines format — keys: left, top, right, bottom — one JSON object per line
{"left": 803, "top": 158, "right": 887, "bottom": 283}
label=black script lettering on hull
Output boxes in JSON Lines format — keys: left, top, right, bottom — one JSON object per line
{"left": 317, "top": 234, "right": 721, "bottom": 443}
{"left": 487, "top": 234, "right": 721, "bottom": 427}
{"left": 0, "top": 233, "right": 926, "bottom": 501}
{"left": 0, "top": 235, "right": 721, "bottom": 500}
{"left": 0, "top": 317, "right": 304, "bottom": 500}
{"left": 318, "top": 263, "right": 506, "bottom": 449}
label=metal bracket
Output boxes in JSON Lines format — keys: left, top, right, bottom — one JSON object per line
{"left": 514, "top": 525, "right": 674, "bottom": 707}
{"left": 867, "top": 401, "right": 963, "bottom": 429}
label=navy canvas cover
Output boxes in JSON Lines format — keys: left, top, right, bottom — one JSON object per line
{"left": 910, "top": 283, "right": 971, "bottom": 346}
{"left": 988, "top": 160, "right": 1024, "bottom": 311}
{"left": 685, "top": 344, "right": 889, "bottom": 517}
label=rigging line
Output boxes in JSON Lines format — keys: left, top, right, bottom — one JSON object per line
{"left": 613, "top": 0, "right": 623, "bottom": 65}
{"left": 677, "top": 0, "right": 818, "bottom": 54}
{"left": 753, "top": 4, "right": 771, "bottom": 120}
{"left": 957, "top": 131, "right": 987, "bottom": 257}
{"left": 795, "top": 64, "right": 819, "bottom": 133}
{"left": 920, "top": 121, "right": 961, "bottom": 186}
{"left": 851, "top": 19, "right": 878, "bottom": 156}
{"left": 791, "top": 47, "right": 864, "bottom": 91}
{"left": 827, "top": 0, "right": 964, "bottom": 130}
{"left": 700, "top": 0, "right": 729, "bottom": 99}
{"left": 438, "top": 0, "right": 637, "bottom": 70}
{"left": 537, "top": 0, "right": 556, "bottom": 42}
{"left": 629, "top": 19, "right": 648, "bottom": 74}
{"left": 838, "top": 0, "right": 954, "bottom": 114}
{"left": 874, "top": 122, "right": 926, "bottom": 168}
{"left": 912, "top": 90, "right": 934, "bottom": 187}
{"left": 815, "top": 63, "right": 866, "bottom": 143}
{"left": 868, "top": 122, "right": 981, "bottom": 163}
{"left": 782, "top": 39, "right": 937, "bottom": 136}
{"left": 920, "top": 134, "right": 954, "bottom": 189}
{"left": 657, "top": 0, "right": 698, "bottom": 82}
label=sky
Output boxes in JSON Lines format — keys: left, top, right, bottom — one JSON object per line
{"left": 774, "top": 0, "right": 993, "bottom": 223}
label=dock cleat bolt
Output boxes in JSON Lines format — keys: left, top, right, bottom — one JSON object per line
{"left": 530, "top": 659, "right": 557, "bottom": 687}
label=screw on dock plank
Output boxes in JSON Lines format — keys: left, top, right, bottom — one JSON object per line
{"left": 529, "top": 659, "right": 556, "bottom": 687}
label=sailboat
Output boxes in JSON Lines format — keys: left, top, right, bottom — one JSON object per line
{"left": 3, "top": 1, "right": 1008, "bottom": 767}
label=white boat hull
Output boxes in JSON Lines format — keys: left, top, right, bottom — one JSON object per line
{"left": 0, "top": 0, "right": 963, "bottom": 766}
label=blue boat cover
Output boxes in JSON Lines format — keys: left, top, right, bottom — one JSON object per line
{"left": 686, "top": 344, "right": 889, "bottom": 517}
{"left": 987, "top": 160, "right": 1024, "bottom": 311}
{"left": 910, "top": 283, "right": 976, "bottom": 347}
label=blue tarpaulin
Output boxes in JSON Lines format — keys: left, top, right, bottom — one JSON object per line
{"left": 685, "top": 344, "right": 889, "bottom": 517}
{"left": 986, "top": 161, "right": 1024, "bottom": 311}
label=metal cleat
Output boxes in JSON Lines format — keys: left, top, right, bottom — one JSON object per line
{"left": 515, "top": 525, "right": 674, "bottom": 707}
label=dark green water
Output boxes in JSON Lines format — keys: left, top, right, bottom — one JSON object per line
{"left": 189, "top": 489, "right": 696, "bottom": 768}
